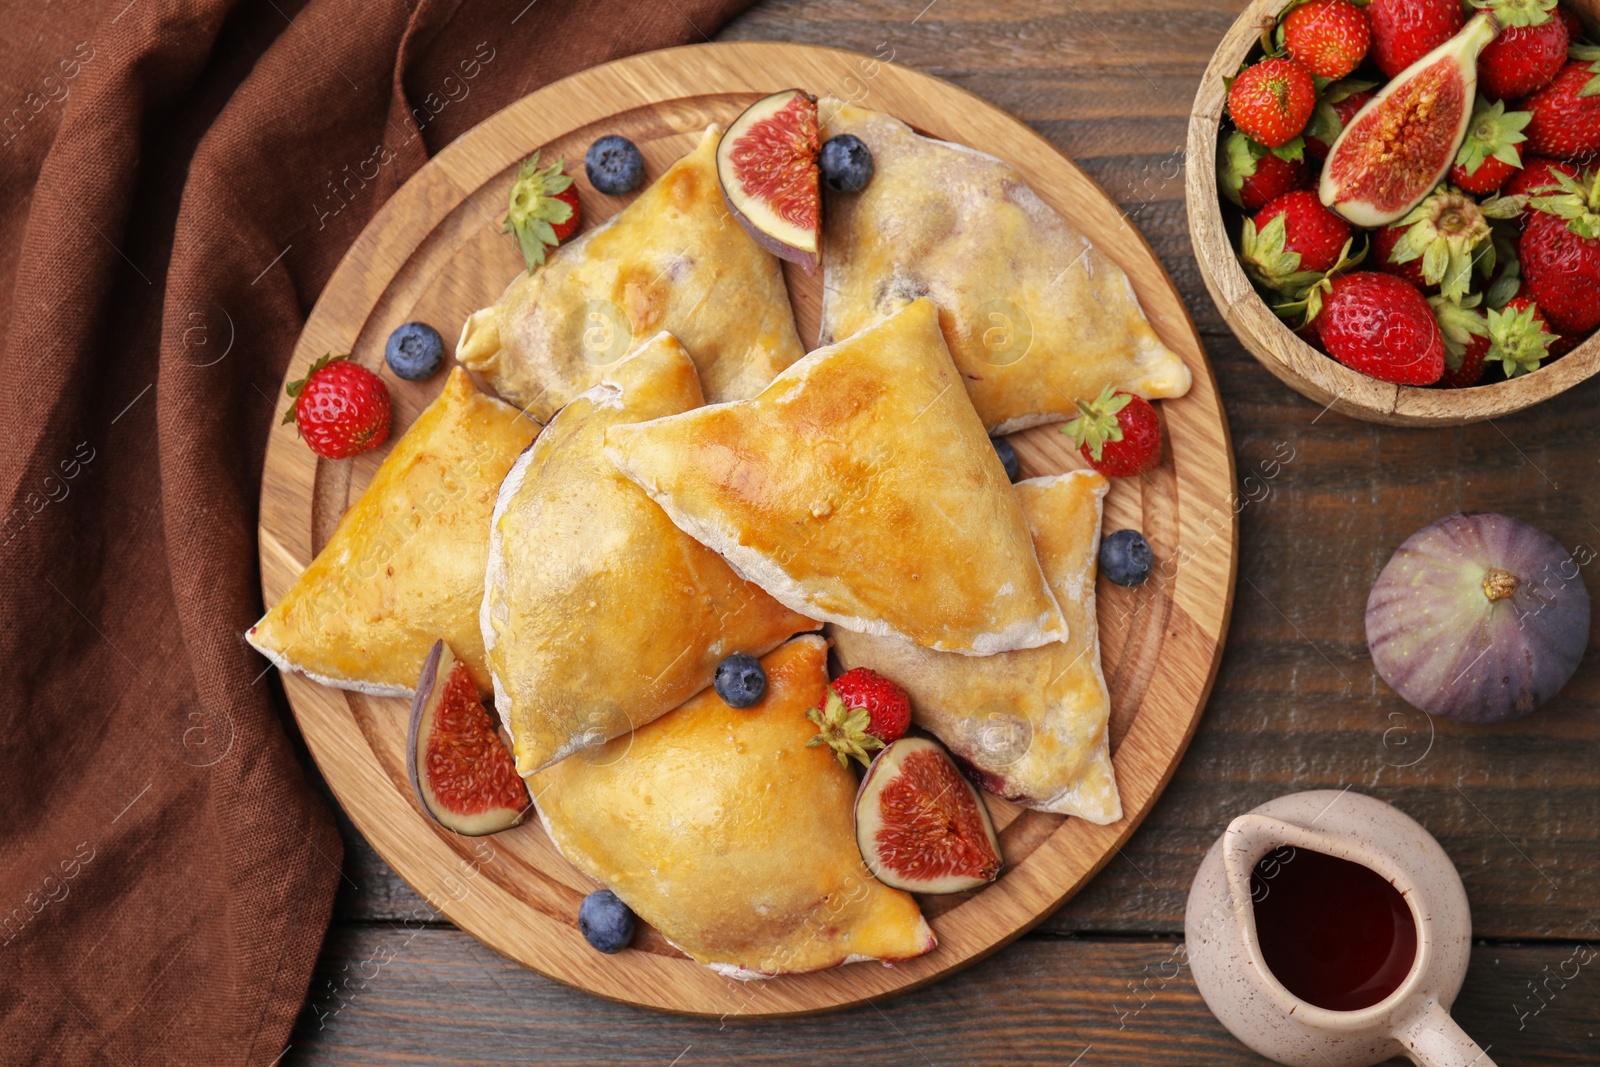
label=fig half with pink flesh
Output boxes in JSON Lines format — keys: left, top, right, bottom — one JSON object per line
{"left": 855, "top": 736, "right": 1003, "bottom": 894}
{"left": 407, "top": 640, "right": 531, "bottom": 835}
{"left": 716, "top": 88, "right": 821, "bottom": 273}
{"left": 1366, "top": 513, "right": 1589, "bottom": 723}
{"left": 1320, "top": 13, "right": 1497, "bottom": 227}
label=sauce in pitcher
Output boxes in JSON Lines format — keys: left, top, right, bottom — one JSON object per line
{"left": 1251, "top": 846, "right": 1418, "bottom": 1011}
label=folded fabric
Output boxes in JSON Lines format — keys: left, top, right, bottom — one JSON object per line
{"left": 605, "top": 298, "right": 1067, "bottom": 655}
{"left": 249, "top": 368, "right": 536, "bottom": 696}
{"left": 818, "top": 97, "right": 1191, "bottom": 433}
{"left": 457, "top": 125, "right": 805, "bottom": 423}
{"left": 483, "top": 332, "right": 813, "bottom": 775}
{"left": 530, "top": 634, "right": 935, "bottom": 977}
{"left": 833, "top": 470, "right": 1120, "bottom": 822}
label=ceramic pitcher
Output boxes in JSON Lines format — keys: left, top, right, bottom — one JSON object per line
{"left": 1185, "top": 789, "right": 1495, "bottom": 1066}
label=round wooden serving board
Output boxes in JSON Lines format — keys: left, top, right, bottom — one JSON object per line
{"left": 258, "top": 43, "right": 1237, "bottom": 1017}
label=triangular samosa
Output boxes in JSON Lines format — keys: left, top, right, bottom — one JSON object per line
{"left": 457, "top": 125, "right": 805, "bottom": 423}
{"left": 605, "top": 298, "right": 1066, "bottom": 656}
{"left": 818, "top": 98, "right": 1191, "bottom": 433}
{"left": 248, "top": 368, "right": 537, "bottom": 696}
{"left": 531, "top": 635, "right": 936, "bottom": 976}
{"left": 832, "top": 471, "right": 1121, "bottom": 823}
{"left": 482, "top": 333, "right": 813, "bottom": 775}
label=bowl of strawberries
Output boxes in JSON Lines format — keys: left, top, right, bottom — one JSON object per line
{"left": 1187, "top": 0, "right": 1600, "bottom": 425}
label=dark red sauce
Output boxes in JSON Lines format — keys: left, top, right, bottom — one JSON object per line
{"left": 1251, "top": 846, "right": 1417, "bottom": 1011}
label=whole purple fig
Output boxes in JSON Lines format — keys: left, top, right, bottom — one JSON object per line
{"left": 1366, "top": 513, "right": 1589, "bottom": 723}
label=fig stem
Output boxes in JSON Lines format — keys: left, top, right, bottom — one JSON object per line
{"left": 1482, "top": 568, "right": 1518, "bottom": 602}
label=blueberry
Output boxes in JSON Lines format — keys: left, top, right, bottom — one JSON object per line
{"left": 1100, "top": 529, "right": 1153, "bottom": 587}
{"left": 579, "top": 889, "right": 635, "bottom": 954}
{"left": 714, "top": 652, "right": 766, "bottom": 708}
{"left": 384, "top": 322, "right": 445, "bottom": 381}
{"left": 819, "top": 134, "right": 874, "bottom": 193}
{"left": 992, "top": 436, "right": 1020, "bottom": 482}
{"left": 585, "top": 135, "right": 645, "bottom": 196}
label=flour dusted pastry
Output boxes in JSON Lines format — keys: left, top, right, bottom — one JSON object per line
{"left": 818, "top": 98, "right": 1191, "bottom": 433}
{"left": 483, "top": 333, "right": 812, "bottom": 775}
{"left": 605, "top": 298, "right": 1066, "bottom": 656}
{"left": 457, "top": 125, "right": 805, "bottom": 423}
{"left": 832, "top": 471, "right": 1120, "bottom": 822}
{"left": 248, "top": 368, "right": 537, "bottom": 696}
{"left": 531, "top": 635, "right": 935, "bottom": 976}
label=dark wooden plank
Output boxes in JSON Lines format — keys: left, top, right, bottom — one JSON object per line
{"left": 284, "top": 926, "right": 1600, "bottom": 1065}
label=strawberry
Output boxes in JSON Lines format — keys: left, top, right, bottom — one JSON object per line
{"left": 1316, "top": 272, "right": 1446, "bottom": 384}
{"left": 1305, "top": 83, "right": 1376, "bottom": 160}
{"left": 1375, "top": 223, "right": 1433, "bottom": 289}
{"left": 1450, "top": 99, "right": 1531, "bottom": 195}
{"left": 1242, "top": 190, "right": 1354, "bottom": 294}
{"left": 504, "top": 150, "right": 581, "bottom": 271}
{"left": 1430, "top": 294, "right": 1492, "bottom": 387}
{"left": 282, "top": 354, "right": 392, "bottom": 459}
{"left": 1283, "top": 0, "right": 1372, "bottom": 80}
{"left": 1367, "top": 0, "right": 1465, "bottom": 78}
{"left": 1228, "top": 57, "right": 1317, "bottom": 151}
{"left": 1218, "top": 130, "right": 1311, "bottom": 210}
{"left": 1553, "top": 3, "right": 1584, "bottom": 41}
{"left": 1519, "top": 167, "right": 1600, "bottom": 333}
{"left": 1061, "top": 385, "right": 1163, "bottom": 478}
{"left": 1474, "top": 0, "right": 1569, "bottom": 99}
{"left": 806, "top": 668, "right": 910, "bottom": 767}
{"left": 1522, "top": 62, "right": 1600, "bottom": 162}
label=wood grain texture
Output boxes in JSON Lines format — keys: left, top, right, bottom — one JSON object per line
{"left": 291, "top": 0, "right": 1600, "bottom": 1059}
{"left": 284, "top": 925, "right": 1600, "bottom": 1065}
{"left": 1186, "top": 0, "right": 1600, "bottom": 427}
{"left": 257, "top": 43, "right": 1236, "bottom": 1015}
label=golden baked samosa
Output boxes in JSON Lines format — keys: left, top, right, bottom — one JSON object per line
{"left": 818, "top": 98, "right": 1191, "bottom": 433}
{"left": 531, "top": 635, "right": 936, "bottom": 976}
{"left": 833, "top": 471, "right": 1120, "bottom": 822}
{"left": 457, "top": 125, "right": 804, "bottom": 423}
{"left": 482, "top": 333, "right": 812, "bottom": 775}
{"left": 248, "top": 368, "right": 536, "bottom": 696}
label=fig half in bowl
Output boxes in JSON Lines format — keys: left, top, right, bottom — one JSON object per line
{"left": 1366, "top": 512, "right": 1589, "bottom": 722}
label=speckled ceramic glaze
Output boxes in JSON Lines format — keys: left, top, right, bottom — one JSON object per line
{"left": 1185, "top": 790, "right": 1495, "bottom": 1066}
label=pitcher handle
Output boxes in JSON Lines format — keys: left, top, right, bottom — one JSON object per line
{"left": 1399, "top": 1000, "right": 1496, "bottom": 1067}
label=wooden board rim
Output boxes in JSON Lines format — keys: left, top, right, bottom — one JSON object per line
{"left": 257, "top": 41, "right": 1238, "bottom": 1016}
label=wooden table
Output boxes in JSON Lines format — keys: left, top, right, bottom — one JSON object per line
{"left": 285, "top": 1, "right": 1600, "bottom": 1062}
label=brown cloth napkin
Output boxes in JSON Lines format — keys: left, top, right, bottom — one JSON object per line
{"left": 0, "top": 0, "right": 754, "bottom": 1062}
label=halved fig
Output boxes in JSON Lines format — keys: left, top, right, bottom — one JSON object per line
{"left": 716, "top": 89, "right": 820, "bottom": 273}
{"left": 407, "top": 641, "right": 530, "bottom": 835}
{"left": 855, "top": 737, "right": 1003, "bottom": 894}
{"left": 1320, "top": 13, "right": 1498, "bottom": 228}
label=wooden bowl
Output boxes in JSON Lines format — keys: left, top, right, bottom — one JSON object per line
{"left": 1186, "top": 0, "right": 1600, "bottom": 426}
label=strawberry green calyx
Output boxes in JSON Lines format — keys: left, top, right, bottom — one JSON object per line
{"left": 1488, "top": 302, "right": 1558, "bottom": 376}
{"left": 1470, "top": 0, "right": 1555, "bottom": 28}
{"left": 1219, "top": 130, "right": 1266, "bottom": 207}
{"left": 1530, "top": 169, "right": 1600, "bottom": 239}
{"left": 1271, "top": 236, "right": 1366, "bottom": 325}
{"left": 805, "top": 688, "right": 884, "bottom": 768}
{"left": 1455, "top": 100, "right": 1531, "bottom": 177}
{"left": 1573, "top": 41, "right": 1600, "bottom": 98}
{"left": 504, "top": 150, "right": 574, "bottom": 272}
{"left": 1429, "top": 293, "right": 1489, "bottom": 370}
{"left": 1390, "top": 187, "right": 1493, "bottom": 302}
{"left": 1240, "top": 212, "right": 1324, "bottom": 293}
{"left": 1061, "top": 384, "right": 1131, "bottom": 462}
{"left": 281, "top": 353, "right": 348, "bottom": 426}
